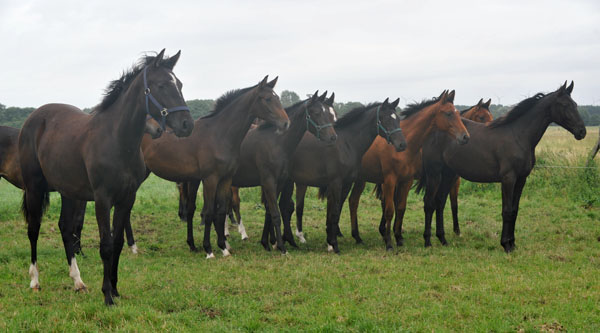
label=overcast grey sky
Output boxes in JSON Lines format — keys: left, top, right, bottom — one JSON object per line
{"left": 0, "top": 0, "right": 598, "bottom": 108}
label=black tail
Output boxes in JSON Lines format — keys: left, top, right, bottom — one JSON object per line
{"left": 415, "top": 164, "right": 427, "bottom": 195}
{"left": 373, "top": 183, "right": 383, "bottom": 200}
{"left": 21, "top": 185, "right": 50, "bottom": 224}
{"left": 317, "top": 186, "right": 327, "bottom": 200}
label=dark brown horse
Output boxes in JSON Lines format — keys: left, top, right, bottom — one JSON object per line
{"left": 346, "top": 90, "right": 470, "bottom": 250}
{"left": 417, "top": 82, "right": 585, "bottom": 252}
{"left": 142, "top": 76, "right": 290, "bottom": 258}
{"left": 225, "top": 91, "right": 337, "bottom": 253}
{"left": 280, "top": 98, "right": 407, "bottom": 253}
{"left": 19, "top": 49, "right": 193, "bottom": 305}
{"left": 449, "top": 99, "right": 493, "bottom": 236}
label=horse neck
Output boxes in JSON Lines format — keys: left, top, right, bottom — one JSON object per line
{"left": 208, "top": 92, "right": 258, "bottom": 149}
{"left": 281, "top": 106, "right": 310, "bottom": 156}
{"left": 104, "top": 79, "right": 147, "bottom": 154}
{"left": 401, "top": 105, "right": 439, "bottom": 155}
{"left": 509, "top": 101, "right": 552, "bottom": 149}
{"left": 338, "top": 111, "right": 378, "bottom": 159}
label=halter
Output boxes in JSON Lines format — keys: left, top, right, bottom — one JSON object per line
{"left": 143, "top": 66, "right": 190, "bottom": 131}
{"left": 304, "top": 101, "right": 333, "bottom": 141}
{"left": 376, "top": 105, "right": 403, "bottom": 144}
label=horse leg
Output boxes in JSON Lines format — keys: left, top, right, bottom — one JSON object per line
{"left": 509, "top": 176, "right": 527, "bottom": 250}
{"left": 326, "top": 181, "right": 342, "bottom": 253}
{"left": 177, "top": 182, "right": 188, "bottom": 223}
{"left": 295, "top": 183, "right": 307, "bottom": 243}
{"left": 22, "top": 171, "right": 48, "bottom": 291}
{"left": 338, "top": 182, "right": 353, "bottom": 241}
{"left": 263, "top": 178, "right": 286, "bottom": 254}
{"left": 380, "top": 179, "right": 397, "bottom": 251}
{"left": 72, "top": 200, "right": 87, "bottom": 256}
{"left": 200, "top": 177, "right": 218, "bottom": 258}
{"left": 185, "top": 180, "right": 201, "bottom": 252}
{"left": 393, "top": 180, "right": 413, "bottom": 247}
{"left": 423, "top": 172, "right": 441, "bottom": 248}
{"left": 93, "top": 194, "right": 115, "bottom": 305}
{"left": 500, "top": 175, "right": 518, "bottom": 253}
{"left": 278, "top": 180, "right": 297, "bottom": 247}
{"left": 109, "top": 193, "right": 136, "bottom": 299}
{"left": 261, "top": 203, "right": 273, "bottom": 252}
{"left": 434, "top": 171, "right": 455, "bottom": 246}
{"left": 58, "top": 195, "right": 87, "bottom": 292}
{"left": 232, "top": 187, "right": 247, "bottom": 240}
{"left": 348, "top": 180, "right": 366, "bottom": 244}
{"left": 124, "top": 216, "right": 137, "bottom": 254}
{"left": 450, "top": 177, "right": 461, "bottom": 235}
{"left": 214, "top": 178, "right": 233, "bottom": 256}
{"left": 224, "top": 188, "right": 232, "bottom": 239}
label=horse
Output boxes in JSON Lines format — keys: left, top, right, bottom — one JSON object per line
{"left": 346, "top": 90, "right": 471, "bottom": 250}
{"left": 225, "top": 91, "right": 337, "bottom": 254}
{"left": 1, "top": 120, "right": 161, "bottom": 256}
{"left": 448, "top": 99, "right": 493, "bottom": 236}
{"left": 141, "top": 76, "right": 290, "bottom": 258}
{"left": 19, "top": 49, "right": 194, "bottom": 305}
{"left": 417, "top": 81, "right": 585, "bottom": 252}
{"left": 279, "top": 98, "right": 407, "bottom": 253}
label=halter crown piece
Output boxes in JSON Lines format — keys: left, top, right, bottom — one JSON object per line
{"left": 304, "top": 101, "right": 333, "bottom": 141}
{"left": 143, "top": 66, "right": 191, "bottom": 131}
{"left": 376, "top": 105, "right": 403, "bottom": 144}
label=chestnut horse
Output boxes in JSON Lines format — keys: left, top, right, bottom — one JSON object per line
{"left": 346, "top": 90, "right": 471, "bottom": 250}
{"left": 142, "top": 76, "right": 290, "bottom": 258}
{"left": 449, "top": 99, "right": 493, "bottom": 236}
{"left": 280, "top": 98, "right": 407, "bottom": 253}
{"left": 417, "top": 82, "right": 585, "bottom": 252}
{"left": 19, "top": 49, "right": 193, "bottom": 305}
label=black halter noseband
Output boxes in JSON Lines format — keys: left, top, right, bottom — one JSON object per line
{"left": 143, "top": 66, "right": 190, "bottom": 131}
{"left": 304, "top": 102, "right": 334, "bottom": 141}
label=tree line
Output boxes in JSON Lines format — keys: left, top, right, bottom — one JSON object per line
{"left": 2, "top": 92, "right": 600, "bottom": 128}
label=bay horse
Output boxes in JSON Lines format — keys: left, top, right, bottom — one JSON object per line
{"left": 280, "top": 98, "right": 407, "bottom": 253}
{"left": 141, "top": 76, "right": 290, "bottom": 258}
{"left": 449, "top": 99, "right": 493, "bottom": 236}
{"left": 227, "top": 91, "right": 337, "bottom": 254}
{"left": 417, "top": 81, "right": 585, "bottom": 252}
{"left": 346, "top": 90, "right": 471, "bottom": 250}
{"left": 19, "top": 49, "right": 194, "bottom": 305}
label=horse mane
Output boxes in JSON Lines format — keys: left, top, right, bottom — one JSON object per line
{"left": 459, "top": 105, "right": 475, "bottom": 116}
{"left": 257, "top": 99, "right": 305, "bottom": 131}
{"left": 201, "top": 85, "right": 256, "bottom": 119}
{"left": 99, "top": 53, "right": 178, "bottom": 111}
{"left": 401, "top": 96, "right": 440, "bottom": 118}
{"left": 334, "top": 103, "right": 380, "bottom": 129}
{"left": 487, "top": 93, "right": 546, "bottom": 128}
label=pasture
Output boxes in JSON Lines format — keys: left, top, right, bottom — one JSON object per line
{"left": 1, "top": 126, "right": 599, "bottom": 331}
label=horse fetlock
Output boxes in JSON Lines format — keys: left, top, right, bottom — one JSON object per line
{"left": 206, "top": 252, "right": 215, "bottom": 259}
{"left": 29, "top": 263, "right": 40, "bottom": 290}
{"left": 130, "top": 243, "right": 138, "bottom": 254}
{"left": 222, "top": 248, "right": 231, "bottom": 257}
{"left": 238, "top": 221, "right": 248, "bottom": 240}
{"left": 295, "top": 230, "right": 306, "bottom": 243}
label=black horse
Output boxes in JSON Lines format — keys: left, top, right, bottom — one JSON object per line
{"left": 417, "top": 81, "right": 585, "bottom": 252}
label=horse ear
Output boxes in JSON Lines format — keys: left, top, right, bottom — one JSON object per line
{"left": 153, "top": 49, "right": 166, "bottom": 68}
{"left": 438, "top": 90, "right": 447, "bottom": 100}
{"left": 311, "top": 90, "right": 319, "bottom": 102}
{"left": 566, "top": 81, "right": 574, "bottom": 94}
{"left": 327, "top": 92, "right": 335, "bottom": 105}
{"left": 319, "top": 91, "right": 328, "bottom": 101}
{"left": 477, "top": 98, "right": 483, "bottom": 106}
{"left": 163, "top": 50, "right": 181, "bottom": 70}
{"left": 258, "top": 75, "right": 269, "bottom": 88}
{"left": 267, "top": 76, "right": 278, "bottom": 88}
{"left": 382, "top": 97, "right": 390, "bottom": 106}
{"left": 484, "top": 98, "right": 492, "bottom": 109}
{"left": 447, "top": 90, "right": 456, "bottom": 103}
{"left": 391, "top": 98, "right": 400, "bottom": 109}
{"left": 439, "top": 90, "right": 448, "bottom": 104}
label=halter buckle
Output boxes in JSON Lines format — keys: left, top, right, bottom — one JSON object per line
{"left": 160, "top": 108, "right": 168, "bottom": 117}
{"left": 144, "top": 88, "right": 150, "bottom": 96}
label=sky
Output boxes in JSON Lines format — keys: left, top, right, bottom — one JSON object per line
{"left": 0, "top": 0, "right": 599, "bottom": 109}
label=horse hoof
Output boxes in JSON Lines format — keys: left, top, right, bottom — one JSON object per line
{"left": 454, "top": 230, "right": 461, "bottom": 236}
{"left": 190, "top": 247, "right": 200, "bottom": 253}
{"left": 355, "top": 237, "right": 363, "bottom": 244}
{"left": 111, "top": 289, "right": 120, "bottom": 297}
{"left": 241, "top": 235, "right": 249, "bottom": 241}
{"left": 105, "top": 295, "right": 115, "bottom": 306}
{"left": 225, "top": 241, "right": 232, "bottom": 251}
{"left": 424, "top": 242, "right": 432, "bottom": 248}
{"left": 239, "top": 224, "right": 249, "bottom": 240}
{"left": 261, "top": 241, "right": 271, "bottom": 252}
{"left": 295, "top": 230, "right": 306, "bottom": 244}
{"left": 386, "top": 246, "right": 394, "bottom": 252}
{"left": 31, "top": 285, "right": 41, "bottom": 291}
{"left": 327, "top": 244, "right": 334, "bottom": 253}
{"left": 222, "top": 249, "right": 231, "bottom": 257}
{"left": 130, "top": 244, "right": 138, "bottom": 254}
{"left": 75, "top": 282, "right": 88, "bottom": 292}
{"left": 206, "top": 252, "right": 215, "bottom": 259}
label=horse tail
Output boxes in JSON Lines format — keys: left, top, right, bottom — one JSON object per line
{"left": 415, "top": 166, "right": 426, "bottom": 195}
{"left": 317, "top": 186, "right": 327, "bottom": 200}
{"left": 21, "top": 184, "right": 50, "bottom": 224}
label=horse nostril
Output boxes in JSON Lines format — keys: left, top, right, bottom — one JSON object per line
{"left": 182, "top": 120, "right": 189, "bottom": 130}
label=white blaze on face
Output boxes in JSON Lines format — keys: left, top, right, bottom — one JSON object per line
{"left": 29, "top": 262, "right": 40, "bottom": 289}
{"left": 391, "top": 113, "right": 398, "bottom": 120}
{"left": 328, "top": 107, "right": 337, "bottom": 122}
{"left": 69, "top": 257, "right": 87, "bottom": 291}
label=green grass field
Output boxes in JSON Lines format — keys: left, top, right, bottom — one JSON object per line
{"left": 1, "top": 127, "right": 599, "bottom": 331}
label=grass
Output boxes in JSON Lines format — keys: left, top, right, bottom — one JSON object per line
{"left": 1, "top": 127, "right": 599, "bottom": 331}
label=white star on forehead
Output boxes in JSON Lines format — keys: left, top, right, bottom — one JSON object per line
{"left": 329, "top": 107, "right": 337, "bottom": 121}
{"left": 391, "top": 113, "right": 397, "bottom": 119}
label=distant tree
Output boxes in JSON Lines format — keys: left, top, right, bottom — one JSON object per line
{"left": 186, "top": 99, "right": 215, "bottom": 119}
{"left": 280, "top": 90, "right": 300, "bottom": 108}
{"left": 334, "top": 101, "right": 365, "bottom": 116}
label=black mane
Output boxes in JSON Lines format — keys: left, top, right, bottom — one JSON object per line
{"left": 487, "top": 93, "right": 546, "bottom": 128}
{"left": 401, "top": 96, "right": 440, "bottom": 118}
{"left": 99, "top": 53, "right": 175, "bottom": 111}
{"left": 202, "top": 85, "right": 256, "bottom": 119}
{"left": 334, "top": 103, "right": 380, "bottom": 129}
{"left": 257, "top": 99, "right": 306, "bottom": 131}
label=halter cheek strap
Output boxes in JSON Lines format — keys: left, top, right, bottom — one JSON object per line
{"left": 376, "top": 105, "right": 403, "bottom": 144}
{"left": 143, "top": 66, "right": 190, "bottom": 131}
{"left": 304, "top": 102, "right": 333, "bottom": 141}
